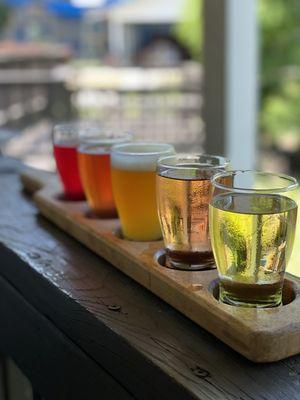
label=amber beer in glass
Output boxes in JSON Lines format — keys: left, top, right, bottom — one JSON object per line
{"left": 111, "top": 142, "right": 175, "bottom": 241}
{"left": 156, "top": 154, "right": 229, "bottom": 270}
{"left": 78, "top": 133, "right": 132, "bottom": 217}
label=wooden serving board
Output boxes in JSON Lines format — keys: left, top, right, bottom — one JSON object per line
{"left": 20, "top": 169, "right": 300, "bottom": 363}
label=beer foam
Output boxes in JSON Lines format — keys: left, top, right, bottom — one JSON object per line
{"left": 111, "top": 142, "right": 175, "bottom": 171}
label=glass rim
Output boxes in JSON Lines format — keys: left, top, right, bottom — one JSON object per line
{"left": 211, "top": 169, "right": 299, "bottom": 194}
{"left": 53, "top": 123, "right": 88, "bottom": 142}
{"left": 53, "top": 123, "right": 79, "bottom": 139}
{"left": 157, "top": 153, "right": 229, "bottom": 170}
{"left": 54, "top": 123, "right": 79, "bottom": 130}
{"left": 53, "top": 122, "right": 94, "bottom": 133}
{"left": 111, "top": 141, "right": 174, "bottom": 157}
{"left": 78, "top": 133, "right": 132, "bottom": 150}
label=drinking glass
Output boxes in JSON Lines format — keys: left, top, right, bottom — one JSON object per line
{"left": 111, "top": 142, "right": 175, "bottom": 241}
{"left": 78, "top": 132, "right": 132, "bottom": 217}
{"left": 53, "top": 123, "right": 85, "bottom": 200}
{"left": 157, "top": 154, "right": 229, "bottom": 270}
{"left": 209, "top": 170, "right": 298, "bottom": 308}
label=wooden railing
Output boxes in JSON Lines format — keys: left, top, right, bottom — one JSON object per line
{"left": 0, "top": 67, "right": 73, "bottom": 129}
{"left": 0, "top": 62, "right": 203, "bottom": 152}
{"left": 70, "top": 63, "right": 203, "bottom": 149}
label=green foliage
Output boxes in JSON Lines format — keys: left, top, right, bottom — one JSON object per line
{"left": 0, "top": 4, "right": 9, "bottom": 33}
{"left": 261, "top": 79, "right": 300, "bottom": 138}
{"left": 175, "top": 0, "right": 300, "bottom": 142}
{"left": 174, "top": 0, "right": 203, "bottom": 61}
{"left": 259, "top": 0, "right": 300, "bottom": 141}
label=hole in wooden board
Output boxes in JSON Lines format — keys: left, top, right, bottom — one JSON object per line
{"left": 114, "top": 228, "right": 162, "bottom": 243}
{"left": 154, "top": 249, "right": 167, "bottom": 267}
{"left": 114, "top": 227, "right": 125, "bottom": 239}
{"left": 208, "top": 278, "right": 297, "bottom": 306}
{"left": 154, "top": 249, "right": 216, "bottom": 271}
{"left": 55, "top": 192, "right": 86, "bottom": 202}
{"left": 208, "top": 278, "right": 220, "bottom": 301}
{"left": 282, "top": 280, "right": 297, "bottom": 305}
{"left": 84, "top": 209, "right": 118, "bottom": 219}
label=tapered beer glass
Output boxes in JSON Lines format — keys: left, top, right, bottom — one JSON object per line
{"left": 209, "top": 170, "right": 298, "bottom": 308}
{"left": 111, "top": 142, "right": 175, "bottom": 241}
{"left": 157, "top": 154, "right": 229, "bottom": 270}
{"left": 53, "top": 123, "right": 85, "bottom": 200}
{"left": 78, "top": 132, "right": 132, "bottom": 217}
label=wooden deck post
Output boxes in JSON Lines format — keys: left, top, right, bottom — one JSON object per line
{"left": 203, "top": 0, "right": 258, "bottom": 169}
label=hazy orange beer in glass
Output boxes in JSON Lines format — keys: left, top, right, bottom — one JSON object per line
{"left": 111, "top": 142, "right": 175, "bottom": 241}
{"left": 78, "top": 133, "right": 132, "bottom": 217}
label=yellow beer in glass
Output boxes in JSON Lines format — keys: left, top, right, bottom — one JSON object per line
{"left": 210, "top": 170, "right": 298, "bottom": 307}
{"left": 111, "top": 142, "right": 175, "bottom": 241}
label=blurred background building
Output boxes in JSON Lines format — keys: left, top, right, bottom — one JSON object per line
{"left": 0, "top": 0, "right": 299, "bottom": 176}
{"left": 0, "top": 0, "right": 203, "bottom": 170}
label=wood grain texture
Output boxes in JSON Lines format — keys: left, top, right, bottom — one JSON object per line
{"left": 19, "top": 168, "right": 300, "bottom": 363}
{"left": 1, "top": 158, "right": 300, "bottom": 400}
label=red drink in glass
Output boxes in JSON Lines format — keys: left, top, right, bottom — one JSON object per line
{"left": 53, "top": 123, "right": 86, "bottom": 200}
{"left": 53, "top": 143, "right": 85, "bottom": 200}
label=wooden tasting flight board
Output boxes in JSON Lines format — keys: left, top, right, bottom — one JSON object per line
{"left": 20, "top": 168, "right": 300, "bottom": 363}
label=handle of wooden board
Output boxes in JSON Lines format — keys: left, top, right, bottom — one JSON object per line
{"left": 20, "top": 168, "right": 56, "bottom": 194}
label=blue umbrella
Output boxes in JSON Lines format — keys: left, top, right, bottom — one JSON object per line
{"left": 46, "top": 1, "right": 84, "bottom": 19}
{"left": 46, "top": 1, "right": 127, "bottom": 19}
{"left": 4, "top": 0, "right": 127, "bottom": 10}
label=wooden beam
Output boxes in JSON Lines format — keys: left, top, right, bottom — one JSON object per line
{"left": 0, "top": 276, "right": 133, "bottom": 400}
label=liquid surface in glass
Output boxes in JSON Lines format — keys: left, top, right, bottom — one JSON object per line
{"left": 209, "top": 192, "right": 297, "bottom": 307}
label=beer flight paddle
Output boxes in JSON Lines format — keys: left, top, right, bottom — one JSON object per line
{"left": 20, "top": 167, "right": 300, "bottom": 363}
{"left": 23, "top": 124, "right": 300, "bottom": 362}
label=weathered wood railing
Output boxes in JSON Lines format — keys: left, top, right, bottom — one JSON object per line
{"left": 0, "top": 67, "right": 72, "bottom": 128}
